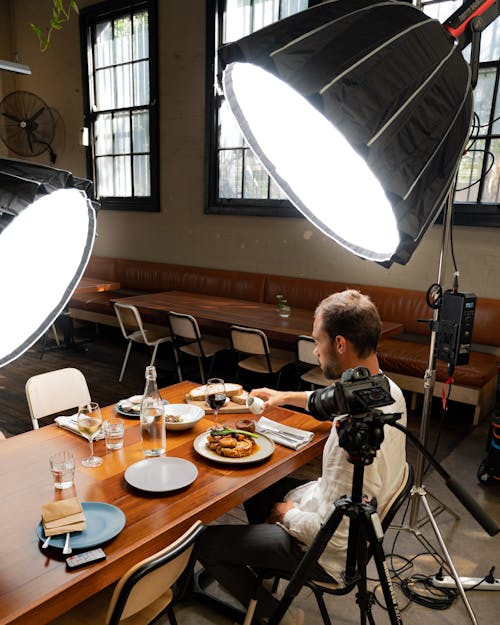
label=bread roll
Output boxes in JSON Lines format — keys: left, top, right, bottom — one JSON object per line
{"left": 188, "top": 383, "right": 243, "bottom": 401}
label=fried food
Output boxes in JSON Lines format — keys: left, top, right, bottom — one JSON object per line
{"left": 207, "top": 429, "right": 257, "bottom": 458}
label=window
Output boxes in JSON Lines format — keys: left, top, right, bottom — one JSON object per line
{"left": 424, "top": 1, "right": 500, "bottom": 227}
{"left": 80, "top": 0, "right": 159, "bottom": 211}
{"left": 208, "top": 0, "right": 500, "bottom": 226}
{"left": 206, "top": 0, "right": 315, "bottom": 217}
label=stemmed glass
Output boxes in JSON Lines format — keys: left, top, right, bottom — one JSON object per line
{"left": 77, "top": 401, "right": 103, "bottom": 467}
{"left": 205, "top": 378, "right": 226, "bottom": 427}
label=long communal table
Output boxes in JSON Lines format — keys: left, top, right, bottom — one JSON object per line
{"left": 0, "top": 381, "right": 331, "bottom": 625}
{"left": 114, "top": 290, "right": 403, "bottom": 345}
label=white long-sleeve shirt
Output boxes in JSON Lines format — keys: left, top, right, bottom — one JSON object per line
{"left": 282, "top": 376, "right": 407, "bottom": 585}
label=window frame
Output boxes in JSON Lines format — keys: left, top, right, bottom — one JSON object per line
{"left": 205, "top": 0, "right": 500, "bottom": 227}
{"left": 79, "top": 0, "right": 160, "bottom": 212}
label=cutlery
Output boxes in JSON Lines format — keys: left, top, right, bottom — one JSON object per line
{"left": 258, "top": 426, "right": 305, "bottom": 442}
{"left": 63, "top": 532, "right": 72, "bottom": 555}
{"left": 42, "top": 535, "right": 51, "bottom": 549}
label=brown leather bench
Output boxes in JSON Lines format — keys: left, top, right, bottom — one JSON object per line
{"left": 69, "top": 257, "right": 499, "bottom": 424}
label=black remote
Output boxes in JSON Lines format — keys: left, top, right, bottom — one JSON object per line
{"left": 66, "top": 548, "right": 106, "bottom": 569}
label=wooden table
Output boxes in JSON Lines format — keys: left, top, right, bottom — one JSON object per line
{"left": 114, "top": 290, "right": 403, "bottom": 345}
{"left": 74, "top": 277, "right": 120, "bottom": 295}
{"left": 0, "top": 381, "right": 330, "bottom": 625}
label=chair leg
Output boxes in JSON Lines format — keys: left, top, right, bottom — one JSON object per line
{"left": 172, "top": 346, "right": 183, "bottom": 382}
{"left": 197, "top": 358, "right": 206, "bottom": 385}
{"left": 150, "top": 343, "right": 159, "bottom": 367}
{"left": 165, "top": 604, "right": 179, "bottom": 625}
{"left": 313, "top": 587, "right": 334, "bottom": 625}
{"left": 119, "top": 341, "right": 133, "bottom": 382}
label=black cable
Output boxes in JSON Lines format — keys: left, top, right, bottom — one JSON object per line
{"left": 400, "top": 574, "right": 458, "bottom": 608}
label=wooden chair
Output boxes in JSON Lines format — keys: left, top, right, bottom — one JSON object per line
{"left": 242, "top": 464, "right": 414, "bottom": 625}
{"left": 47, "top": 520, "right": 205, "bottom": 625}
{"left": 168, "top": 311, "right": 228, "bottom": 384}
{"left": 25, "top": 367, "right": 91, "bottom": 430}
{"left": 230, "top": 325, "right": 294, "bottom": 388}
{"left": 296, "top": 335, "right": 332, "bottom": 389}
{"left": 114, "top": 303, "right": 171, "bottom": 382}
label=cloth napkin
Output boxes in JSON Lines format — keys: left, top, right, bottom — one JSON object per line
{"left": 256, "top": 416, "right": 314, "bottom": 450}
{"left": 55, "top": 414, "right": 105, "bottom": 440}
{"left": 41, "top": 497, "right": 86, "bottom": 536}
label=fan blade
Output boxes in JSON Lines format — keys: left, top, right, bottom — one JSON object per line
{"left": 1, "top": 112, "right": 22, "bottom": 123}
{"left": 28, "top": 107, "right": 46, "bottom": 123}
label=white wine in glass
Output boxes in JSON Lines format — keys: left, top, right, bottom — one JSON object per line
{"left": 77, "top": 402, "right": 103, "bottom": 467}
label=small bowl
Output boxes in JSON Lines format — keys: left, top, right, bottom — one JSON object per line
{"left": 164, "top": 404, "right": 205, "bottom": 431}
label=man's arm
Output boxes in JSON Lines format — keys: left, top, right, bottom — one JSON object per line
{"left": 249, "top": 387, "right": 310, "bottom": 410}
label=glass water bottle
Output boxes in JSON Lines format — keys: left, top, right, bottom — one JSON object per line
{"left": 140, "top": 365, "right": 166, "bottom": 457}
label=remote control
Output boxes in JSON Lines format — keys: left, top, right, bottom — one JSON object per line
{"left": 66, "top": 548, "right": 106, "bottom": 569}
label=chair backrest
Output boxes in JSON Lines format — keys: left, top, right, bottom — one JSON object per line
{"left": 114, "top": 303, "right": 146, "bottom": 341}
{"left": 379, "top": 462, "right": 413, "bottom": 530}
{"left": 296, "top": 335, "right": 318, "bottom": 366}
{"left": 25, "top": 368, "right": 91, "bottom": 429}
{"left": 230, "top": 325, "right": 270, "bottom": 357}
{"left": 168, "top": 311, "right": 202, "bottom": 342}
{"left": 107, "top": 520, "right": 205, "bottom": 625}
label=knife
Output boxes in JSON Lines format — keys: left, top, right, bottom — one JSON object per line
{"left": 258, "top": 425, "right": 306, "bottom": 442}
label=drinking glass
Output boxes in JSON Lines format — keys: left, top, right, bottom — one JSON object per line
{"left": 77, "top": 401, "right": 103, "bottom": 467}
{"left": 205, "top": 378, "right": 226, "bottom": 427}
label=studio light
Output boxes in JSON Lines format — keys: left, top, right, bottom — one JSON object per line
{"left": 0, "top": 158, "right": 97, "bottom": 367}
{"left": 218, "top": 0, "right": 473, "bottom": 266}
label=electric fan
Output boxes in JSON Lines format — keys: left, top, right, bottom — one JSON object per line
{"left": 0, "top": 91, "right": 57, "bottom": 161}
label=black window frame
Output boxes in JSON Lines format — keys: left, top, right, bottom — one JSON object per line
{"left": 80, "top": 0, "right": 160, "bottom": 212}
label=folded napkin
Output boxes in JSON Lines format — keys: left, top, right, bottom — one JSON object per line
{"left": 55, "top": 414, "right": 105, "bottom": 440}
{"left": 256, "top": 416, "right": 314, "bottom": 450}
{"left": 41, "top": 497, "right": 86, "bottom": 536}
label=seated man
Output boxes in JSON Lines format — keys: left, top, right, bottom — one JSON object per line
{"left": 197, "top": 290, "right": 407, "bottom": 625}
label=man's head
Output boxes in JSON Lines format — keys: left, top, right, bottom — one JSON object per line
{"left": 312, "top": 289, "right": 381, "bottom": 379}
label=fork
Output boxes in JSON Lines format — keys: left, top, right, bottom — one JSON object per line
{"left": 63, "top": 533, "right": 72, "bottom": 555}
{"left": 258, "top": 425, "right": 305, "bottom": 442}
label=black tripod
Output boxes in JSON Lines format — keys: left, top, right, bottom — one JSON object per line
{"left": 252, "top": 411, "right": 406, "bottom": 625}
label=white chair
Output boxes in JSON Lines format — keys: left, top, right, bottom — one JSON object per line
{"left": 168, "top": 311, "right": 229, "bottom": 384}
{"left": 230, "top": 325, "right": 294, "bottom": 388}
{"left": 25, "top": 367, "right": 91, "bottom": 430}
{"left": 114, "top": 303, "right": 171, "bottom": 382}
{"left": 296, "top": 335, "right": 332, "bottom": 389}
{"left": 47, "top": 520, "right": 205, "bottom": 625}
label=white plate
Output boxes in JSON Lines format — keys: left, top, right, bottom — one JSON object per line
{"left": 193, "top": 431, "right": 275, "bottom": 464}
{"left": 164, "top": 404, "right": 205, "bottom": 431}
{"left": 124, "top": 457, "right": 198, "bottom": 492}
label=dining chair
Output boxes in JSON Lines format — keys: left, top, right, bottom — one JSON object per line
{"left": 229, "top": 325, "right": 294, "bottom": 388}
{"left": 25, "top": 367, "right": 91, "bottom": 430}
{"left": 47, "top": 520, "right": 206, "bottom": 625}
{"left": 168, "top": 311, "right": 229, "bottom": 384}
{"left": 114, "top": 303, "right": 171, "bottom": 382}
{"left": 296, "top": 335, "right": 332, "bottom": 390}
{"left": 242, "top": 463, "right": 414, "bottom": 625}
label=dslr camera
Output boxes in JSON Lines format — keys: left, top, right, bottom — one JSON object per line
{"left": 308, "top": 366, "right": 394, "bottom": 421}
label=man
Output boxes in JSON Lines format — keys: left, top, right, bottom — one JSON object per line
{"left": 197, "top": 290, "right": 407, "bottom": 625}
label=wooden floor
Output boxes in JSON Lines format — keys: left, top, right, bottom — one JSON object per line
{"left": 0, "top": 322, "right": 486, "bottom": 471}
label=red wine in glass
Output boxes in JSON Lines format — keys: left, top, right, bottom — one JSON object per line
{"left": 207, "top": 393, "right": 226, "bottom": 411}
{"left": 205, "top": 378, "right": 226, "bottom": 426}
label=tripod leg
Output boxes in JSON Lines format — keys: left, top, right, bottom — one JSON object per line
{"left": 419, "top": 492, "right": 479, "bottom": 625}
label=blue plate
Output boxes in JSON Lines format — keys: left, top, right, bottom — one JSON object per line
{"left": 37, "top": 502, "right": 126, "bottom": 550}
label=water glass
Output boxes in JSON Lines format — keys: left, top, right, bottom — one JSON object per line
{"left": 103, "top": 417, "right": 125, "bottom": 450}
{"left": 49, "top": 451, "right": 75, "bottom": 489}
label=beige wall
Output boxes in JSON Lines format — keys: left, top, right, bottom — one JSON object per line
{"left": 5, "top": 1, "right": 500, "bottom": 298}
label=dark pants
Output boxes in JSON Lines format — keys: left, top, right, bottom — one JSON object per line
{"left": 197, "top": 477, "right": 334, "bottom": 619}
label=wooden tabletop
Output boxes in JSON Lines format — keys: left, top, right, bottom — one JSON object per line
{"left": 114, "top": 290, "right": 403, "bottom": 344}
{"left": 76, "top": 277, "right": 120, "bottom": 295}
{"left": 0, "top": 382, "right": 330, "bottom": 625}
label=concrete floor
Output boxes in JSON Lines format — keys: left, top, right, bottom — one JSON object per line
{"left": 170, "top": 419, "right": 500, "bottom": 625}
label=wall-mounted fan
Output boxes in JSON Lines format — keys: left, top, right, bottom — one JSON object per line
{"left": 0, "top": 91, "right": 57, "bottom": 162}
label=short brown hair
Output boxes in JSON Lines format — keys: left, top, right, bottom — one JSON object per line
{"left": 315, "top": 289, "right": 381, "bottom": 358}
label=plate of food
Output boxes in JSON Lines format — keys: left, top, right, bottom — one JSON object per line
{"left": 193, "top": 427, "right": 275, "bottom": 464}
{"left": 115, "top": 395, "right": 169, "bottom": 418}
{"left": 164, "top": 404, "right": 205, "bottom": 431}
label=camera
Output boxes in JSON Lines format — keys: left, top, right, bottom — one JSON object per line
{"left": 308, "top": 366, "right": 395, "bottom": 421}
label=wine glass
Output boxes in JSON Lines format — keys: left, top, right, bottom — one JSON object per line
{"left": 77, "top": 401, "right": 103, "bottom": 467}
{"left": 205, "top": 378, "right": 226, "bottom": 427}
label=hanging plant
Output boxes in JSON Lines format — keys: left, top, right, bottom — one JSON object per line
{"left": 30, "top": 0, "right": 79, "bottom": 52}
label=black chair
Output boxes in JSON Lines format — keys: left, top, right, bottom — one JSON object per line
{"left": 243, "top": 463, "right": 414, "bottom": 625}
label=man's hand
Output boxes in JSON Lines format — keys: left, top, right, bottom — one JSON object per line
{"left": 268, "top": 501, "right": 295, "bottom": 524}
{"left": 250, "top": 388, "right": 309, "bottom": 410}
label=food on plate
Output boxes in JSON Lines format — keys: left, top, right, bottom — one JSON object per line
{"left": 118, "top": 399, "right": 141, "bottom": 413}
{"left": 188, "top": 383, "right": 243, "bottom": 401}
{"left": 235, "top": 418, "right": 256, "bottom": 433}
{"left": 164, "top": 414, "right": 184, "bottom": 423}
{"left": 206, "top": 427, "right": 258, "bottom": 458}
